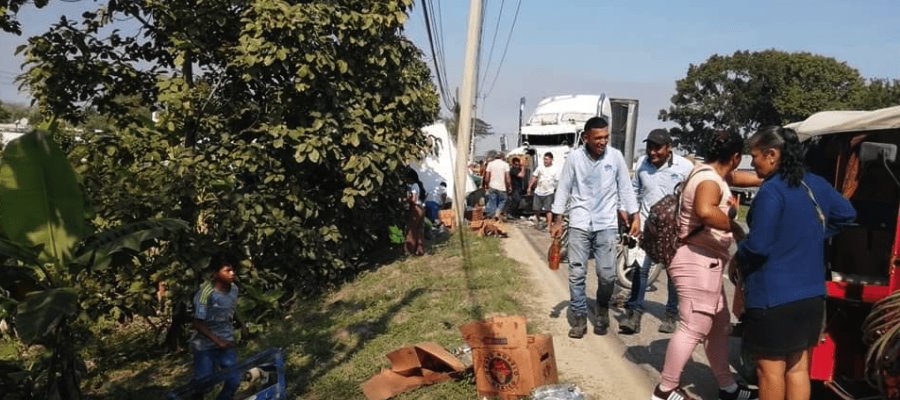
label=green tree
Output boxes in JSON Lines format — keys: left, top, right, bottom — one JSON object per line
{"left": 0, "top": 100, "right": 10, "bottom": 122}
{"left": 444, "top": 100, "right": 494, "bottom": 139}
{"left": 857, "top": 78, "right": 900, "bottom": 110}
{"left": 660, "top": 50, "right": 865, "bottom": 152}
{"left": 0, "top": 0, "right": 49, "bottom": 35}
{"left": 0, "top": 127, "right": 188, "bottom": 399}
{"left": 18, "top": 0, "right": 439, "bottom": 349}
{"left": 1, "top": 102, "right": 40, "bottom": 124}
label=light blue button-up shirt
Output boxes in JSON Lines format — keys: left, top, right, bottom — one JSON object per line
{"left": 633, "top": 153, "right": 695, "bottom": 224}
{"left": 551, "top": 146, "right": 639, "bottom": 232}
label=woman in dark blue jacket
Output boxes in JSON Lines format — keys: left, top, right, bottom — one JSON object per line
{"left": 736, "top": 126, "right": 856, "bottom": 400}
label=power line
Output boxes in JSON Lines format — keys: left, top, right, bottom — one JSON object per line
{"left": 420, "top": 0, "right": 453, "bottom": 109}
{"left": 478, "top": 0, "right": 505, "bottom": 92}
{"left": 429, "top": 0, "right": 452, "bottom": 107}
{"left": 483, "top": 0, "right": 521, "bottom": 98}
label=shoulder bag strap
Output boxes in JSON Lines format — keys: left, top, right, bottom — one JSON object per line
{"left": 800, "top": 180, "right": 827, "bottom": 230}
{"left": 677, "top": 166, "right": 715, "bottom": 239}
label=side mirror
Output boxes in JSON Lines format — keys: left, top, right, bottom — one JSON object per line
{"left": 859, "top": 142, "right": 897, "bottom": 164}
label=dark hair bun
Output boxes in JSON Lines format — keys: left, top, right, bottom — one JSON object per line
{"left": 703, "top": 129, "right": 744, "bottom": 163}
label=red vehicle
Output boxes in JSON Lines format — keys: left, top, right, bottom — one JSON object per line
{"left": 787, "top": 106, "right": 900, "bottom": 398}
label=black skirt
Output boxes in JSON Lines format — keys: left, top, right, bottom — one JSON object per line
{"left": 742, "top": 296, "right": 825, "bottom": 357}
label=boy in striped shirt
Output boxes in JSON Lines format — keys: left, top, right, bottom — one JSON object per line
{"left": 190, "top": 254, "right": 241, "bottom": 399}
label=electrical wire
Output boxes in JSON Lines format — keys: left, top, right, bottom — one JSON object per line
{"left": 483, "top": 0, "right": 521, "bottom": 98}
{"left": 430, "top": 0, "right": 451, "bottom": 105}
{"left": 478, "top": 0, "right": 505, "bottom": 92}
{"left": 420, "top": 0, "right": 453, "bottom": 109}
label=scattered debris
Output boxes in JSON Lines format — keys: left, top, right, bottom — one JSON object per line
{"left": 361, "top": 342, "right": 466, "bottom": 400}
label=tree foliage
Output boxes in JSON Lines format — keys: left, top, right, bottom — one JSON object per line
{"left": 16, "top": 0, "right": 439, "bottom": 350}
{"left": 444, "top": 100, "right": 494, "bottom": 140}
{"left": 0, "top": 100, "right": 10, "bottom": 122}
{"left": 0, "top": 0, "right": 49, "bottom": 35}
{"left": 857, "top": 78, "right": 900, "bottom": 110}
{"left": 0, "top": 127, "right": 189, "bottom": 399}
{"left": 660, "top": 50, "right": 867, "bottom": 152}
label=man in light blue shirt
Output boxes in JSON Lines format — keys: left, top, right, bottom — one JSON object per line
{"left": 620, "top": 129, "right": 694, "bottom": 335}
{"left": 551, "top": 117, "right": 639, "bottom": 338}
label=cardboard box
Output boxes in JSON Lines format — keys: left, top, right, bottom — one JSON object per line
{"left": 460, "top": 316, "right": 558, "bottom": 399}
{"left": 361, "top": 342, "right": 466, "bottom": 400}
{"left": 438, "top": 209, "right": 456, "bottom": 230}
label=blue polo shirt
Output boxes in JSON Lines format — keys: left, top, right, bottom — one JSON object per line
{"left": 633, "top": 153, "right": 694, "bottom": 225}
{"left": 736, "top": 172, "right": 856, "bottom": 309}
{"left": 551, "top": 146, "right": 638, "bottom": 232}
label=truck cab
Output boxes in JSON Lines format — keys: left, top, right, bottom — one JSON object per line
{"left": 508, "top": 94, "right": 640, "bottom": 171}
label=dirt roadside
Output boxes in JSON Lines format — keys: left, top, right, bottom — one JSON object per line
{"left": 502, "top": 225, "right": 654, "bottom": 399}
{"left": 502, "top": 223, "right": 747, "bottom": 399}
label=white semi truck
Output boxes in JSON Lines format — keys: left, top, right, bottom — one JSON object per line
{"left": 507, "top": 94, "right": 640, "bottom": 170}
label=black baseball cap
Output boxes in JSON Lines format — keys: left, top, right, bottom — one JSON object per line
{"left": 644, "top": 129, "right": 672, "bottom": 145}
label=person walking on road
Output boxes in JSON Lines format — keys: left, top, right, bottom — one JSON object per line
{"left": 550, "top": 117, "right": 640, "bottom": 338}
{"left": 735, "top": 126, "right": 855, "bottom": 400}
{"left": 620, "top": 129, "right": 694, "bottom": 335}
{"left": 652, "top": 130, "right": 758, "bottom": 400}
{"left": 507, "top": 157, "right": 528, "bottom": 218}
{"left": 528, "top": 152, "right": 560, "bottom": 230}
{"left": 484, "top": 151, "right": 511, "bottom": 218}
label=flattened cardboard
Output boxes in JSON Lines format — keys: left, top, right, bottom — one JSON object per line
{"left": 361, "top": 342, "right": 465, "bottom": 400}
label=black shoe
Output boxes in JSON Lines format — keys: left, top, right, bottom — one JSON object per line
{"left": 568, "top": 315, "right": 587, "bottom": 339}
{"left": 594, "top": 306, "right": 610, "bottom": 335}
{"left": 658, "top": 312, "right": 678, "bottom": 334}
{"left": 652, "top": 385, "right": 698, "bottom": 400}
{"left": 619, "top": 309, "right": 643, "bottom": 335}
{"left": 718, "top": 383, "right": 758, "bottom": 400}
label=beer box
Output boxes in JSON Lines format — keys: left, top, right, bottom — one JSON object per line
{"left": 460, "top": 316, "right": 559, "bottom": 399}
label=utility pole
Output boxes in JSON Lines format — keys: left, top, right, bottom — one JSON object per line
{"left": 453, "top": 0, "right": 483, "bottom": 233}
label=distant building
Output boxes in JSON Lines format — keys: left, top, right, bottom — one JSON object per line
{"left": 0, "top": 118, "right": 29, "bottom": 145}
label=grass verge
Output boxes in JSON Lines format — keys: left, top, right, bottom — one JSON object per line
{"left": 83, "top": 232, "right": 525, "bottom": 399}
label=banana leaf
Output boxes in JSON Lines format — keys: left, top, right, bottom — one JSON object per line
{"left": 15, "top": 287, "right": 77, "bottom": 345}
{"left": 0, "top": 130, "right": 87, "bottom": 267}
{"left": 71, "top": 218, "right": 189, "bottom": 272}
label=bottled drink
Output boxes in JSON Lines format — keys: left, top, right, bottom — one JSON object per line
{"left": 548, "top": 237, "right": 561, "bottom": 270}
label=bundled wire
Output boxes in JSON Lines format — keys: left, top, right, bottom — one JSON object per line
{"left": 862, "top": 289, "right": 900, "bottom": 396}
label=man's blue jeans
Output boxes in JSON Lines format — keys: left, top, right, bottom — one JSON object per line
{"left": 193, "top": 347, "right": 240, "bottom": 400}
{"left": 567, "top": 228, "right": 617, "bottom": 317}
{"left": 425, "top": 201, "right": 440, "bottom": 223}
{"left": 485, "top": 189, "right": 507, "bottom": 217}
{"left": 625, "top": 254, "right": 678, "bottom": 315}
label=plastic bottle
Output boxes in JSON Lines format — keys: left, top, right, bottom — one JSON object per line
{"left": 548, "top": 237, "right": 561, "bottom": 270}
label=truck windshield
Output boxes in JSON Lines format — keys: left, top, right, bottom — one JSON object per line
{"left": 523, "top": 133, "right": 576, "bottom": 147}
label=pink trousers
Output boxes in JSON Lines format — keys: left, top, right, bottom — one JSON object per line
{"left": 659, "top": 244, "right": 736, "bottom": 391}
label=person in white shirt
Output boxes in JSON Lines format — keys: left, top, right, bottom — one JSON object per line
{"left": 527, "top": 152, "right": 559, "bottom": 230}
{"left": 483, "top": 152, "right": 511, "bottom": 218}
{"left": 425, "top": 182, "right": 448, "bottom": 225}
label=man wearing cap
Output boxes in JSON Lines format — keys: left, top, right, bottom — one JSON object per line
{"left": 620, "top": 128, "right": 695, "bottom": 335}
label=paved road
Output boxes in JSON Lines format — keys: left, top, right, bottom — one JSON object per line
{"left": 508, "top": 221, "right": 750, "bottom": 400}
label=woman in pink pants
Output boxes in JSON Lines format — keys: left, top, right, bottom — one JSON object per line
{"left": 651, "top": 130, "right": 758, "bottom": 400}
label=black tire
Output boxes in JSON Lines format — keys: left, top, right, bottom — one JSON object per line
{"left": 615, "top": 245, "right": 663, "bottom": 289}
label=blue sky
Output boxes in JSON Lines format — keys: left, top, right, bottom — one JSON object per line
{"left": 404, "top": 0, "right": 900, "bottom": 153}
{"left": 3, "top": 1, "right": 899, "bottom": 154}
